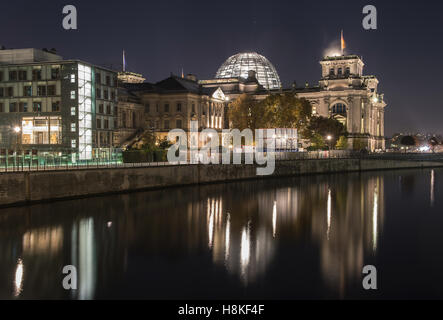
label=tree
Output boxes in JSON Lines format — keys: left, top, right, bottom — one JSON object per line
{"left": 228, "top": 94, "right": 270, "bottom": 132}
{"left": 400, "top": 135, "right": 416, "bottom": 147}
{"left": 260, "top": 93, "right": 312, "bottom": 136}
{"left": 335, "top": 136, "right": 348, "bottom": 150}
{"left": 308, "top": 116, "right": 346, "bottom": 147}
{"left": 158, "top": 138, "right": 173, "bottom": 150}
{"left": 138, "top": 130, "right": 157, "bottom": 151}
{"left": 310, "top": 133, "right": 326, "bottom": 150}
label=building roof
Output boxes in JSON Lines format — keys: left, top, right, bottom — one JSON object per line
{"left": 321, "top": 54, "right": 361, "bottom": 62}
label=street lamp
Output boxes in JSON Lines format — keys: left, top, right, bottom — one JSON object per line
{"left": 13, "top": 126, "right": 21, "bottom": 168}
{"left": 326, "top": 135, "right": 333, "bottom": 150}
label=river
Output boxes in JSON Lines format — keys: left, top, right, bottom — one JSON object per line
{"left": 0, "top": 168, "right": 442, "bottom": 299}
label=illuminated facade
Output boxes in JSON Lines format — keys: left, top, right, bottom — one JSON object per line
{"left": 205, "top": 53, "right": 387, "bottom": 151}
{"left": 126, "top": 74, "right": 228, "bottom": 144}
{"left": 0, "top": 48, "right": 118, "bottom": 162}
{"left": 215, "top": 52, "right": 281, "bottom": 90}
{"left": 296, "top": 55, "right": 387, "bottom": 151}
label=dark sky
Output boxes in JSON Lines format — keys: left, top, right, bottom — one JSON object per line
{"left": 1, "top": 0, "right": 443, "bottom": 136}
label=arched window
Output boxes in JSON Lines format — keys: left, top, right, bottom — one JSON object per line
{"left": 332, "top": 103, "right": 346, "bottom": 114}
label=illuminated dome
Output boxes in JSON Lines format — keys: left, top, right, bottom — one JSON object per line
{"left": 215, "top": 52, "right": 281, "bottom": 90}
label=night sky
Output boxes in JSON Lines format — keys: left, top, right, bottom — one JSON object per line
{"left": 1, "top": 0, "right": 443, "bottom": 136}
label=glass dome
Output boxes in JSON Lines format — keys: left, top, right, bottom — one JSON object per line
{"left": 215, "top": 52, "right": 282, "bottom": 90}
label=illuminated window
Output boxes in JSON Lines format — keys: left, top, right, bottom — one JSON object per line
{"left": 71, "top": 123, "right": 76, "bottom": 132}
{"left": 71, "top": 107, "right": 76, "bottom": 116}
{"left": 215, "top": 52, "right": 281, "bottom": 90}
{"left": 71, "top": 74, "right": 76, "bottom": 83}
{"left": 21, "top": 116, "right": 62, "bottom": 145}
{"left": 70, "top": 90, "right": 76, "bottom": 99}
{"left": 77, "top": 64, "right": 93, "bottom": 160}
{"left": 71, "top": 139, "right": 76, "bottom": 148}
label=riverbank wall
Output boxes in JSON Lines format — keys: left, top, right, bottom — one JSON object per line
{"left": 1, "top": 158, "right": 443, "bottom": 207}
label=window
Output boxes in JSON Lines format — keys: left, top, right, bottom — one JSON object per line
{"left": 18, "top": 70, "right": 27, "bottom": 80}
{"left": 7, "top": 87, "right": 13, "bottom": 97}
{"left": 164, "top": 103, "right": 169, "bottom": 112}
{"left": 9, "top": 70, "right": 17, "bottom": 80}
{"left": 9, "top": 102, "right": 17, "bottom": 112}
{"left": 106, "top": 75, "right": 111, "bottom": 86}
{"left": 96, "top": 88, "right": 101, "bottom": 98}
{"left": 0, "top": 87, "right": 3, "bottom": 97}
{"left": 95, "top": 73, "right": 101, "bottom": 84}
{"left": 32, "top": 69, "right": 42, "bottom": 80}
{"left": 71, "top": 139, "right": 76, "bottom": 148}
{"left": 22, "top": 116, "right": 62, "bottom": 145}
{"left": 338, "top": 68, "right": 343, "bottom": 75}
{"left": 71, "top": 107, "right": 76, "bottom": 116}
{"left": 52, "top": 101, "right": 60, "bottom": 112}
{"left": 164, "top": 120, "right": 170, "bottom": 129}
{"left": 96, "top": 118, "right": 101, "bottom": 129}
{"left": 111, "top": 91, "right": 115, "bottom": 100}
{"left": 177, "top": 103, "right": 182, "bottom": 112}
{"left": 0, "top": 71, "right": 3, "bottom": 81}
{"left": 70, "top": 90, "right": 76, "bottom": 99}
{"left": 106, "top": 105, "right": 111, "bottom": 115}
{"left": 329, "top": 68, "right": 334, "bottom": 76}
{"left": 47, "top": 85, "right": 56, "bottom": 96}
{"left": 0, "top": 103, "right": 3, "bottom": 112}
{"left": 192, "top": 104, "right": 195, "bottom": 113}
{"left": 37, "top": 85, "right": 47, "bottom": 96}
{"left": 51, "top": 68, "right": 60, "bottom": 79}
{"left": 71, "top": 123, "right": 76, "bottom": 132}
{"left": 104, "top": 119, "right": 109, "bottom": 129}
{"left": 156, "top": 104, "right": 159, "bottom": 112}
{"left": 104, "top": 89, "right": 109, "bottom": 100}
{"left": 345, "top": 67, "right": 350, "bottom": 75}
{"left": 145, "top": 103, "right": 150, "bottom": 113}
{"left": 332, "top": 103, "right": 346, "bottom": 114}
{"left": 99, "top": 104, "right": 104, "bottom": 114}
{"left": 33, "top": 102, "right": 42, "bottom": 112}
{"left": 176, "top": 119, "right": 182, "bottom": 128}
{"left": 24, "top": 86, "right": 32, "bottom": 97}
{"left": 70, "top": 74, "right": 76, "bottom": 83}
{"left": 19, "top": 102, "right": 28, "bottom": 112}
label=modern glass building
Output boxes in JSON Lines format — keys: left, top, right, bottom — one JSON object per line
{"left": 0, "top": 48, "right": 118, "bottom": 165}
{"left": 215, "top": 52, "right": 282, "bottom": 90}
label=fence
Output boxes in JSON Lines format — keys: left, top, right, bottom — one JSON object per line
{"left": 1, "top": 150, "right": 443, "bottom": 173}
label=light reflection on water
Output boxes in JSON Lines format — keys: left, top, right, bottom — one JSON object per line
{"left": 0, "top": 168, "right": 442, "bottom": 299}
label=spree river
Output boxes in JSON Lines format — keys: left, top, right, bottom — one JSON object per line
{"left": 1, "top": 168, "right": 442, "bottom": 299}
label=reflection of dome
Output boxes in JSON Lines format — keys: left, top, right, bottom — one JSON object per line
{"left": 215, "top": 52, "right": 281, "bottom": 90}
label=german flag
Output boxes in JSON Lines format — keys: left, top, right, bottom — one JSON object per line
{"left": 341, "top": 30, "right": 346, "bottom": 54}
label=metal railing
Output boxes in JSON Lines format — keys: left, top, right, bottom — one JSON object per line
{"left": 2, "top": 151, "right": 443, "bottom": 173}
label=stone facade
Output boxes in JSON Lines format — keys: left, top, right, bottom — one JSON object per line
{"left": 297, "top": 55, "right": 386, "bottom": 151}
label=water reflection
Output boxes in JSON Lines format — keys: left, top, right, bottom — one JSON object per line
{"left": 5, "top": 168, "right": 439, "bottom": 299}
